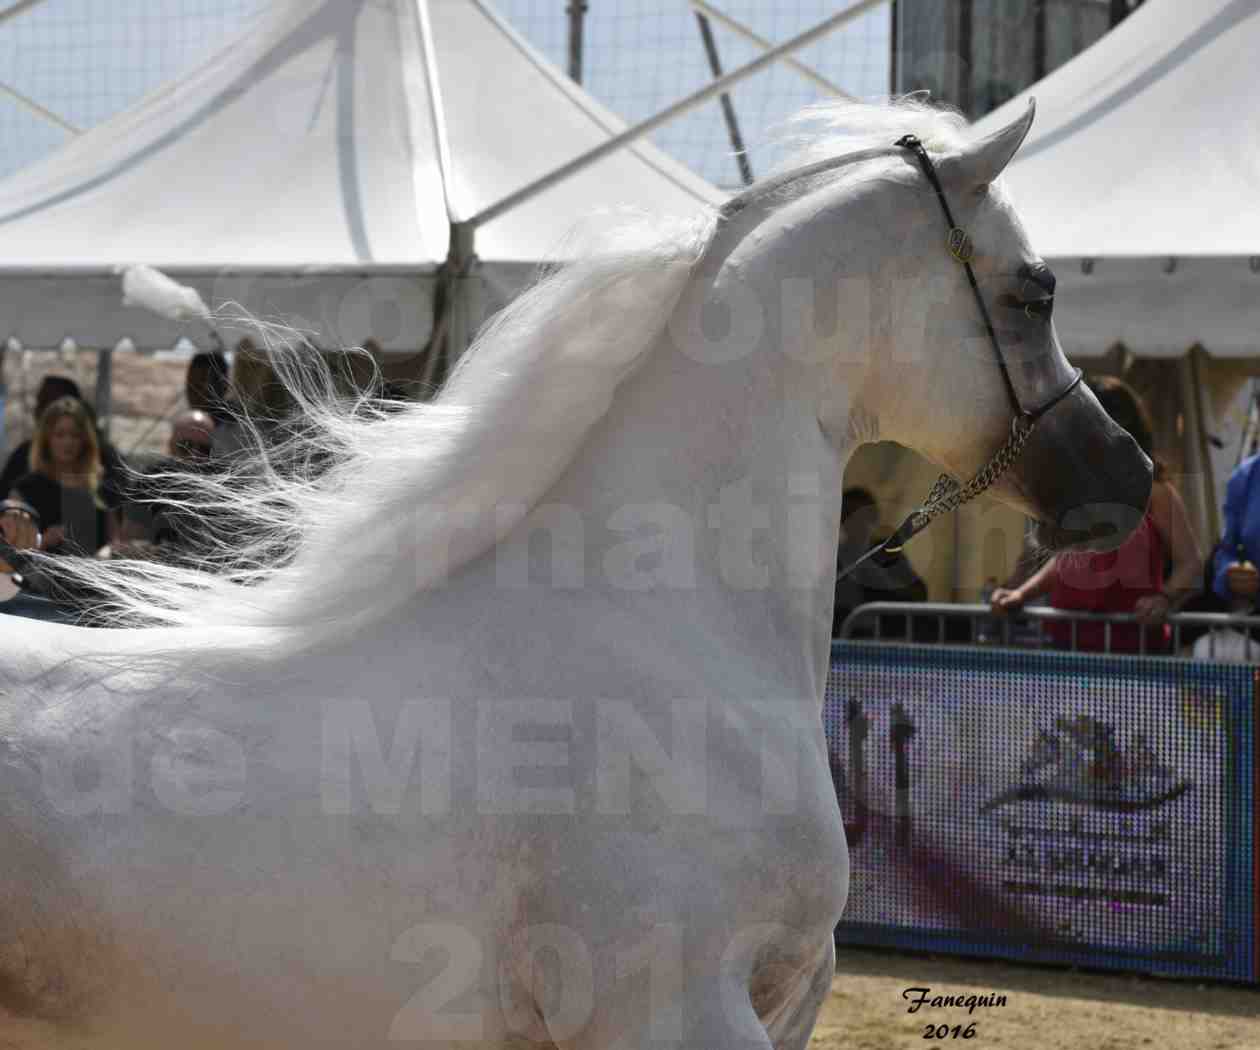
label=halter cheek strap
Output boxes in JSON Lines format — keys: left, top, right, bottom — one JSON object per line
{"left": 894, "top": 134, "right": 1082, "bottom": 425}
{"left": 895, "top": 135, "right": 1026, "bottom": 424}
{"left": 836, "top": 135, "right": 1083, "bottom": 582}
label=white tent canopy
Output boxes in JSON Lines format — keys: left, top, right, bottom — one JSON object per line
{"left": 0, "top": 0, "right": 725, "bottom": 353}
{"left": 974, "top": 0, "right": 1260, "bottom": 358}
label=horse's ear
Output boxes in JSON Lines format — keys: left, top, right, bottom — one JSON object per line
{"left": 948, "top": 98, "right": 1036, "bottom": 189}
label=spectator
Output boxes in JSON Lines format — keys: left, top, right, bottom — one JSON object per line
{"left": 0, "top": 496, "right": 40, "bottom": 570}
{"left": 210, "top": 339, "right": 287, "bottom": 462}
{"left": 154, "top": 410, "right": 218, "bottom": 551}
{"left": 1187, "top": 447, "right": 1260, "bottom": 660}
{"left": 12, "top": 396, "right": 120, "bottom": 556}
{"left": 833, "top": 487, "right": 929, "bottom": 640}
{"left": 116, "top": 410, "right": 218, "bottom": 557}
{"left": 0, "top": 374, "right": 82, "bottom": 498}
{"left": 0, "top": 494, "right": 78, "bottom": 623}
{"left": 0, "top": 375, "right": 129, "bottom": 509}
{"left": 185, "top": 350, "right": 232, "bottom": 424}
{"left": 990, "top": 376, "right": 1203, "bottom": 653}
{"left": 1171, "top": 549, "right": 1233, "bottom": 651}
{"left": 1210, "top": 450, "right": 1260, "bottom": 612}
{"left": 168, "top": 409, "right": 215, "bottom": 464}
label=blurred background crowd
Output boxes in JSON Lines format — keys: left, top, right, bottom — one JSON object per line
{"left": 3, "top": 354, "right": 1260, "bottom": 663}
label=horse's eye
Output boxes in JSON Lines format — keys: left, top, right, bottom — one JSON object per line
{"left": 997, "top": 289, "right": 1053, "bottom": 321}
{"left": 1018, "top": 263, "right": 1056, "bottom": 298}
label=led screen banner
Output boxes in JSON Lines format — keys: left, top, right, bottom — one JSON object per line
{"left": 824, "top": 642, "right": 1258, "bottom": 983}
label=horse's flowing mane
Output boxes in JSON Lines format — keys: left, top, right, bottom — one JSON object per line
{"left": 38, "top": 97, "right": 969, "bottom": 652}
{"left": 769, "top": 91, "right": 968, "bottom": 170}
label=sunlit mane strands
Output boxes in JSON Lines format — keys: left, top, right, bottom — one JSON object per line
{"left": 769, "top": 95, "right": 970, "bottom": 173}
{"left": 33, "top": 210, "right": 717, "bottom": 651}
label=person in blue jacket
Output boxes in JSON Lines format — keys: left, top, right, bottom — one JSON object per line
{"left": 1212, "top": 453, "right": 1260, "bottom": 610}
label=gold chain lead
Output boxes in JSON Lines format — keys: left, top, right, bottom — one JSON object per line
{"left": 915, "top": 415, "right": 1034, "bottom": 527}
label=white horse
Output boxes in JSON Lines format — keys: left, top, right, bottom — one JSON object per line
{"left": 0, "top": 99, "right": 1150, "bottom": 1049}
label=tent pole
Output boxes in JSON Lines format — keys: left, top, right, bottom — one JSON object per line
{"left": 1177, "top": 350, "right": 1212, "bottom": 547}
{"left": 1032, "top": 0, "right": 1047, "bottom": 83}
{"left": 448, "top": 222, "right": 478, "bottom": 369}
{"left": 889, "top": 0, "right": 898, "bottom": 95}
{"left": 0, "top": 0, "right": 52, "bottom": 27}
{"left": 687, "top": 0, "right": 851, "bottom": 98}
{"left": 94, "top": 345, "right": 113, "bottom": 438}
{"left": 951, "top": 497, "right": 961, "bottom": 603}
{"left": 414, "top": 0, "right": 458, "bottom": 222}
{"left": 1188, "top": 344, "right": 1220, "bottom": 541}
{"left": 957, "top": 0, "right": 973, "bottom": 115}
{"left": 566, "top": 0, "right": 587, "bottom": 84}
{"left": 422, "top": 222, "right": 477, "bottom": 390}
{"left": 417, "top": 266, "right": 450, "bottom": 394}
{"left": 469, "top": 0, "right": 883, "bottom": 230}
{"left": 0, "top": 80, "right": 80, "bottom": 135}
{"left": 693, "top": 10, "right": 753, "bottom": 186}
{"left": 0, "top": 339, "right": 7, "bottom": 453}
{"left": 0, "top": 0, "right": 59, "bottom": 141}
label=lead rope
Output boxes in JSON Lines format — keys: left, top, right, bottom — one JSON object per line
{"left": 838, "top": 416, "right": 1034, "bottom": 581}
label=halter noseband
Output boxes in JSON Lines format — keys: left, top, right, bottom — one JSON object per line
{"left": 837, "top": 134, "right": 1083, "bottom": 581}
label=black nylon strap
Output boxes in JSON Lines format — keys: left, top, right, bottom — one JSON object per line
{"left": 834, "top": 537, "right": 897, "bottom": 583}
{"left": 895, "top": 134, "right": 961, "bottom": 229}
{"left": 837, "top": 135, "right": 1088, "bottom": 584}
{"left": 894, "top": 134, "right": 1029, "bottom": 423}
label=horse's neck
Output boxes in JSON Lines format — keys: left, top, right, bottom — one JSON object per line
{"left": 55, "top": 204, "right": 869, "bottom": 701}
{"left": 519, "top": 308, "right": 851, "bottom": 700}
{"left": 372, "top": 203, "right": 862, "bottom": 705}
{"left": 197, "top": 322, "right": 850, "bottom": 703}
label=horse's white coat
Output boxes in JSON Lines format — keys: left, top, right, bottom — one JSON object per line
{"left": 0, "top": 101, "right": 1151, "bottom": 1048}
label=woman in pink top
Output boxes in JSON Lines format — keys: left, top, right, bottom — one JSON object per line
{"left": 990, "top": 377, "right": 1203, "bottom": 653}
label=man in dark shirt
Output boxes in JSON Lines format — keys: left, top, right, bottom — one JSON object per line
{"left": 833, "top": 487, "right": 929, "bottom": 640}
{"left": 118, "top": 410, "right": 218, "bottom": 558}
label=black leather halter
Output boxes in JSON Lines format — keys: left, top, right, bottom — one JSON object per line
{"left": 894, "top": 134, "right": 1082, "bottom": 424}
{"left": 836, "top": 135, "right": 1083, "bottom": 582}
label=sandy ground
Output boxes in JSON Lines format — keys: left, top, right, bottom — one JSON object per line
{"left": 812, "top": 948, "right": 1260, "bottom": 1050}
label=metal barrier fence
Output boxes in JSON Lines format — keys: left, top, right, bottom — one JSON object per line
{"left": 824, "top": 639, "right": 1258, "bottom": 983}
{"left": 839, "top": 601, "right": 1260, "bottom": 658}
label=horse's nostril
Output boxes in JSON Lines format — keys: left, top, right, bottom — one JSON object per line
{"left": 1037, "top": 500, "right": 1146, "bottom": 554}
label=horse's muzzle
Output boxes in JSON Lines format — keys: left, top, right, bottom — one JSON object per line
{"left": 1030, "top": 497, "right": 1149, "bottom": 554}
{"left": 1014, "top": 383, "right": 1154, "bottom": 555}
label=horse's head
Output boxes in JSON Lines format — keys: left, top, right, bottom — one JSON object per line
{"left": 852, "top": 102, "right": 1151, "bottom": 554}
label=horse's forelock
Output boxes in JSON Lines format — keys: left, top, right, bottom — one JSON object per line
{"left": 770, "top": 94, "right": 971, "bottom": 175}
